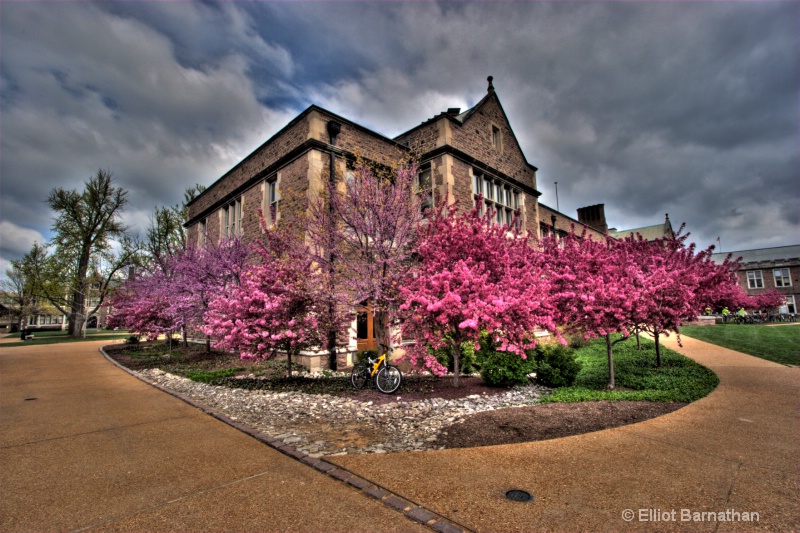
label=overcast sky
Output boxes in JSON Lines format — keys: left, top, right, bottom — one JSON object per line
{"left": 1, "top": 1, "right": 798, "bottom": 275}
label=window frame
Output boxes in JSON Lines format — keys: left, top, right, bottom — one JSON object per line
{"left": 262, "top": 174, "right": 279, "bottom": 227}
{"left": 472, "top": 169, "right": 522, "bottom": 228}
{"left": 417, "top": 167, "right": 433, "bottom": 213}
{"left": 786, "top": 295, "right": 796, "bottom": 314}
{"left": 222, "top": 196, "right": 243, "bottom": 238}
{"left": 491, "top": 124, "right": 502, "bottom": 151}
{"left": 747, "top": 270, "right": 764, "bottom": 289}
{"left": 198, "top": 218, "right": 207, "bottom": 246}
{"left": 773, "top": 268, "right": 791, "bottom": 288}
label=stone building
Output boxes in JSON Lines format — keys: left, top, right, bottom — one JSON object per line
{"left": 185, "top": 77, "right": 614, "bottom": 368}
{"left": 609, "top": 213, "right": 674, "bottom": 242}
{"left": 712, "top": 245, "right": 799, "bottom": 315}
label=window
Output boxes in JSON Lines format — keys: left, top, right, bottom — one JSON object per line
{"left": 222, "top": 197, "right": 242, "bottom": 238}
{"left": 472, "top": 169, "right": 520, "bottom": 228}
{"left": 747, "top": 271, "right": 763, "bottom": 289}
{"left": 491, "top": 125, "right": 501, "bottom": 150}
{"left": 264, "top": 177, "right": 279, "bottom": 226}
{"left": 539, "top": 222, "right": 550, "bottom": 239}
{"left": 773, "top": 268, "right": 791, "bottom": 287}
{"left": 417, "top": 168, "right": 433, "bottom": 212}
{"left": 198, "top": 218, "right": 207, "bottom": 246}
{"left": 786, "top": 295, "right": 796, "bottom": 314}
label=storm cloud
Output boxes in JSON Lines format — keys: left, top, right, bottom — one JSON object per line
{"left": 1, "top": 1, "right": 797, "bottom": 274}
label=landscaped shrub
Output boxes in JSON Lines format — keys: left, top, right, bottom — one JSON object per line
{"left": 479, "top": 350, "right": 535, "bottom": 387}
{"left": 431, "top": 336, "right": 479, "bottom": 374}
{"left": 529, "top": 344, "right": 582, "bottom": 387}
{"left": 478, "top": 343, "right": 536, "bottom": 387}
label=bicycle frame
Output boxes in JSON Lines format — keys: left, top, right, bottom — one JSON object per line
{"left": 368, "top": 354, "right": 387, "bottom": 377}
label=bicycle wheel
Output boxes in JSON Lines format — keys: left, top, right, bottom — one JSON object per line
{"left": 350, "top": 362, "right": 369, "bottom": 389}
{"left": 375, "top": 365, "right": 402, "bottom": 394}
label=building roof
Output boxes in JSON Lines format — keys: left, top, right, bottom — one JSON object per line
{"left": 608, "top": 214, "right": 673, "bottom": 241}
{"left": 711, "top": 245, "right": 800, "bottom": 265}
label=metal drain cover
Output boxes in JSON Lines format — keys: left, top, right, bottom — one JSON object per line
{"left": 505, "top": 490, "right": 533, "bottom": 502}
{"left": 24, "top": 397, "right": 38, "bottom": 401}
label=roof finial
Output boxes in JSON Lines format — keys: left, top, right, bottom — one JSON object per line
{"left": 665, "top": 213, "right": 670, "bottom": 221}
{"left": 487, "top": 76, "right": 494, "bottom": 93}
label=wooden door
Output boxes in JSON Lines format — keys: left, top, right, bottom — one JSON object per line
{"left": 356, "top": 306, "right": 376, "bottom": 352}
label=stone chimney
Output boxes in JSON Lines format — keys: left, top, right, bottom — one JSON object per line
{"left": 577, "top": 204, "right": 608, "bottom": 234}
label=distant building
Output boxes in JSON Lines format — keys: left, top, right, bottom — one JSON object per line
{"left": 608, "top": 213, "right": 674, "bottom": 242}
{"left": 712, "top": 245, "right": 799, "bottom": 314}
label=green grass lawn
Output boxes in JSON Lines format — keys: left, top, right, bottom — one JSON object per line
{"left": 542, "top": 336, "right": 719, "bottom": 403}
{"left": 1, "top": 329, "right": 131, "bottom": 347}
{"left": 679, "top": 323, "right": 800, "bottom": 366}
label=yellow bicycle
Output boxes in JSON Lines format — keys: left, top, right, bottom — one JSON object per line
{"left": 350, "top": 343, "right": 402, "bottom": 394}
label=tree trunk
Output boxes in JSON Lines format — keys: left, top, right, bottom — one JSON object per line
{"left": 605, "top": 333, "right": 616, "bottom": 390}
{"left": 69, "top": 243, "right": 92, "bottom": 338}
{"left": 327, "top": 298, "right": 337, "bottom": 370}
{"left": 205, "top": 334, "right": 211, "bottom": 354}
{"left": 654, "top": 331, "right": 662, "bottom": 367}
{"left": 635, "top": 329, "right": 641, "bottom": 350}
{"left": 287, "top": 350, "right": 293, "bottom": 379}
{"left": 374, "top": 309, "right": 388, "bottom": 355}
{"left": 452, "top": 343, "right": 461, "bottom": 387}
{"left": 182, "top": 325, "right": 188, "bottom": 348}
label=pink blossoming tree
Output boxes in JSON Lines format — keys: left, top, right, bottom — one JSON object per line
{"left": 164, "top": 239, "right": 249, "bottom": 350}
{"left": 107, "top": 270, "right": 177, "bottom": 340}
{"left": 745, "top": 290, "right": 786, "bottom": 314}
{"left": 541, "top": 230, "right": 642, "bottom": 389}
{"left": 203, "top": 222, "right": 347, "bottom": 377}
{"left": 625, "top": 228, "right": 741, "bottom": 366}
{"left": 398, "top": 201, "right": 557, "bottom": 386}
{"left": 109, "top": 238, "right": 248, "bottom": 349}
{"left": 306, "top": 160, "right": 424, "bottom": 363}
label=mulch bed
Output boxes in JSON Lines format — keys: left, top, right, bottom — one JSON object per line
{"left": 437, "top": 401, "right": 687, "bottom": 448}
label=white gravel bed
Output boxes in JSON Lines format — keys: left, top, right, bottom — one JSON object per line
{"left": 137, "top": 368, "right": 546, "bottom": 456}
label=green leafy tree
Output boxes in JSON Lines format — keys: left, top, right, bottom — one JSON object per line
{"left": 144, "top": 184, "right": 206, "bottom": 272}
{"left": 1, "top": 246, "right": 46, "bottom": 335}
{"left": 40, "top": 169, "right": 138, "bottom": 336}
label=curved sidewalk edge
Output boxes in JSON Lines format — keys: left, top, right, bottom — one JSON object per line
{"left": 0, "top": 341, "right": 430, "bottom": 532}
{"left": 99, "top": 345, "right": 470, "bottom": 533}
{"left": 328, "top": 335, "right": 800, "bottom": 532}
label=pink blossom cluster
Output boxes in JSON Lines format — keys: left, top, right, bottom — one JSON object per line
{"left": 398, "top": 201, "right": 558, "bottom": 384}
{"left": 202, "top": 223, "right": 348, "bottom": 375}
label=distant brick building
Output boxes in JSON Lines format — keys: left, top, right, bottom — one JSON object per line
{"left": 185, "top": 77, "right": 631, "bottom": 368}
{"left": 712, "top": 245, "right": 799, "bottom": 315}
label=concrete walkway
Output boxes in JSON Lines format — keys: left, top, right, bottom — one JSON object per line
{"left": 0, "top": 341, "right": 428, "bottom": 532}
{"left": 331, "top": 334, "right": 800, "bottom": 532}
{"left": 1, "top": 335, "right": 798, "bottom": 532}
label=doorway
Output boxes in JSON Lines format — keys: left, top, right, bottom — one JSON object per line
{"left": 356, "top": 305, "right": 376, "bottom": 352}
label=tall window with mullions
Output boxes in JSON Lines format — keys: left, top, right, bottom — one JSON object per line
{"left": 264, "top": 176, "right": 279, "bottom": 226}
{"left": 472, "top": 169, "right": 521, "bottom": 228}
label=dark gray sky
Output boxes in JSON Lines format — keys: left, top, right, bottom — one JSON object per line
{"left": 1, "top": 1, "right": 798, "bottom": 274}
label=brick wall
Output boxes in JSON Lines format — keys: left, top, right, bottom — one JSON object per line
{"left": 448, "top": 95, "right": 537, "bottom": 190}
{"left": 187, "top": 107, "right": 403, "bottom": 247}
{"left": 189, "top": 114, "right": 310, "bottom": 220}
{"left": 737, "top": 265, "right": 799, "bottom": 297}
{"left": 538, "top": 203, "right": 607, "bottom": 241}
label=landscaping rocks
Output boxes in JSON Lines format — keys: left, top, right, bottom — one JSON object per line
{"left": 137, "top": 368, "right": 545, "bottom": 456}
